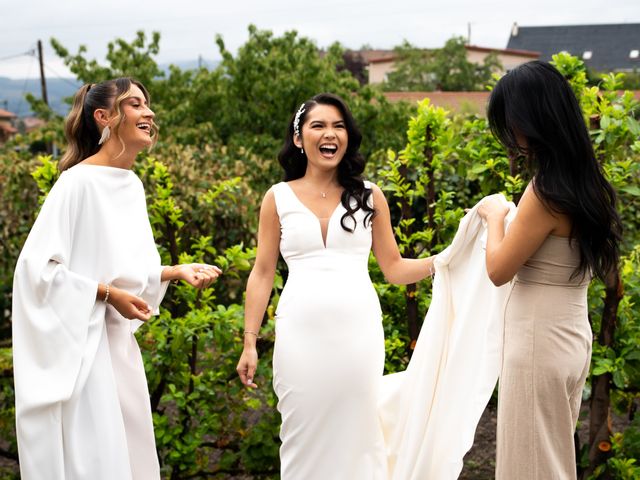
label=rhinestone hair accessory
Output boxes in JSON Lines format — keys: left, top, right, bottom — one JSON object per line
{"left": 293, "top": 103, "right": 306, "bottom": 137}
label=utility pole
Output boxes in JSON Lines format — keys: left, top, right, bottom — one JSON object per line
{"left": 37, "top": 40, "right": 49, "bottom": 106}
{"left": 467, "top": 22, "right": 472, "bottom": 45}
{"left": 37, "top": 39, "right": 54, "bottom": 155}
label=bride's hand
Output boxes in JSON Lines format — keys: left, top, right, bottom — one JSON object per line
{"left": 237, "top": 347, "right": 258, "bottom": 389}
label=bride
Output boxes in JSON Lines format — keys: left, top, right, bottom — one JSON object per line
{"left": 236, "top": 92, "right": 436, "bottom": 479}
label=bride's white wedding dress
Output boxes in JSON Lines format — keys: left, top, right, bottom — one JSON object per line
{"left": 271, "top": 181, "right": 512, "bottom": 480}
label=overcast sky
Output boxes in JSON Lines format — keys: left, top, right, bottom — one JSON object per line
{"left": 1, "top": 0, "right": 638, "bottom": 79}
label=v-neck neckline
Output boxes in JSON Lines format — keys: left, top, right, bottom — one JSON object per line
{"left": 283, "top": 182, "right": 342, "bottom": 249}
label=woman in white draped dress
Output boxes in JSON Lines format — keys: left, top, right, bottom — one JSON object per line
{"left": 13, "top": 78, "right": 221, "bottom": 479}
{"left": 236, "top": 93, "right": 436, "bottom": 479}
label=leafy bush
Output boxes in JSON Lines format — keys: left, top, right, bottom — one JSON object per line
{"left": 0, "top": 30, "right": 638, "bottom": 479}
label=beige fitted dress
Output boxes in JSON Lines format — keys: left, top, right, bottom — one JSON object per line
{"left": 496, "top": 235, "right": 592, "bottom": 480}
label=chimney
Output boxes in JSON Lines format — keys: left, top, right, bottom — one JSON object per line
{"left": 511, "top": 22, "right": 519, "bottom": 37}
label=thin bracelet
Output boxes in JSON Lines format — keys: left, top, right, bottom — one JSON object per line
{"left": 243, "top": 330, "right": 260, "bottom": 339}
{"left": 103, "top": 284, "right": 111, "bottom": 303}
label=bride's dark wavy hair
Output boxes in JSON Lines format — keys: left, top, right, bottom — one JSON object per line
{"left": 277, "top": 92, "right": 374, "bottom": 232}
{"left": 487, "top": 60, "right": 622, "bottom": 280}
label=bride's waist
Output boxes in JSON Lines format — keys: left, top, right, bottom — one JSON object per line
{"left": 285, "top": 266, "right": 371, "bottom": 280}
{"left": 277, "top": 271, "right": 380, "bottom": 316}
{"left": 281, "top": 268, "right": 375, "bottom": 294}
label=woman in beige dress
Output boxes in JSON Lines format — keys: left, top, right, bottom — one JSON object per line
{"left": 478, "top": 61, "right": 622, "bottom": 479}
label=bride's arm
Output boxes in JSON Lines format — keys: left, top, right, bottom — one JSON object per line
{"left": 370, "top": 185, "right": 435, "bottom": 285}
{"left": 237, "top": 190, "right": 281, "bottom": 388}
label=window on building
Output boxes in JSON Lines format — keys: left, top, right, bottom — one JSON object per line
{"left": 582, "top": 51, "right": 592, "bottom": 60}
{"left": 630, "top": 50, "right": 639, "bottom": 59}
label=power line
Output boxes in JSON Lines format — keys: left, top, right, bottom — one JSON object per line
{"left": 43, "top": 63, "right": 80, "bottom": 87}
{"left": 0, "top": 49, "right": 35, "bottom": 63}
{"left": 14, "top": 55, "right": 36, "bottom": 117}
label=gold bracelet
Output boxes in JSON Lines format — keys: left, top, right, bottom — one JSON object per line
{"left": 243, "top": 330, "right": 260, "bottom": 339}
{"left": 103, "top": 284, "right": 111, "bottom": 303}
{"left": 428, "top": 260, "right": 435, "bottom": 277}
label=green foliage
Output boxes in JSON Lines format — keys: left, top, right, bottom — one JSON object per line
{"left": 1, "top": 29, "right": 639, "bottom": 479}
{"left": 589, "top": 245, "right": 640, "bottom": 408}
{"left": 588, "top": 417, "right": 640, "bottom": 479}
{"left": 383, "top": 40, "right": 437, "bottom": 92}
{"left": 136, "top": 160, "right": 282, "bottom": 476}
{"left": 51, "top": 31, "right": 163, "bottom": 87}
{"left": 551, "top": 52, "right": 589, "bottom": 100}
{"left": 214, "top": 25, "right": 359, "bottom": 142}
{"left": 0, "top": 348, "right": 17, "bottom": 476}
{"left": 30, "top": 155, "right": 59, "bottom": 205}
{"left": 380, "top": 99, "right": 461, "bottom": 251}
{"left": 453, "top": 116, "right": 523, "bottom": 199}
{"left": 384, "top": 37, "right": 502, "bottom": 92}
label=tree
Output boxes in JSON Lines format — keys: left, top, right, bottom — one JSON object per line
{"left": 340, "top": 50, "right": 369, "bottom": 85}
{"left": 384, "top": 37, "right": 502, "bottom": 92}
{"left": 51, "top": 31, "right": 163, "bottom": 87}
{"left": 383, "top": 40, "right": 437, "bottom": 92}
{"left": 213, "top": 25, "right": 361, "bottom": 143}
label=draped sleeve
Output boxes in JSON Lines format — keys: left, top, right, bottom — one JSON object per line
{"left": 12, "top": 173, "right": 102, "bottom": 413}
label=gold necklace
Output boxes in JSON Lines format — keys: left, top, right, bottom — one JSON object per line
{"left": 305, "top": 179, "right": 337, "bottom": 198}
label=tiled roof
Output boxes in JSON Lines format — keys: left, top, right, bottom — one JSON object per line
{"left": 465, "top": 45, "right": 540, "bottom": 57}
{"left": 0, "top": 108, "right": 17, "bottom": 118}
{"left": 368, "top": 45, "right": 540, "bottom": 64}
{"left": 0, "top": 121, "right": 18, "bottom": 134}
{"left": 507, "top": 23, "right": 640, "bottom": 71}
{"left": 357, "top": 50, "right": 396, "bottom": 63}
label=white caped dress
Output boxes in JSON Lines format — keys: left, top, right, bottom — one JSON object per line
{"left": 13, "top": 164, "right": 167, "bottom": 480}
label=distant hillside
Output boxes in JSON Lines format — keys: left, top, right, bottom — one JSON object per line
{"left": 0, "top": 59, "right": 220, "bottom": 118}
{"left": 0, "top": 77, "right": 80, "bottom": 117}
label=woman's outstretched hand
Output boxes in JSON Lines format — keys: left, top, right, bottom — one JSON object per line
{"left": 162, "top": 263, "right": 222, "bottom": 288}
{"left": 237, "top": 347, "right": 259, "bottom": 389}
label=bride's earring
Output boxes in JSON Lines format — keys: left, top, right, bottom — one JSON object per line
{"left": 98, "top": 126, "right": 111, "bottom": 145}
{"left": 301, "top": 147, "right": 304, "bottom": 155}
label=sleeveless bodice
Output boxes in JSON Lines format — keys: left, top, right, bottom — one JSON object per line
{"left": 273, "top": 181, "right": 373, "bottom": 275}
{"left": 515, "top": 235, "right": 590, "bottom": 287}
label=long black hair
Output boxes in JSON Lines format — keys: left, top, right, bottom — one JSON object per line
{"left": 487, "top": 60, "right": 622, "bottom": 280}
{"left": 277, "top": 92, "right": 374, "bottom": 232}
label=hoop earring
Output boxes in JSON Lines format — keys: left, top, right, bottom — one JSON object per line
{"left": 98, "top": 126, "right": 111, "bottom": 145}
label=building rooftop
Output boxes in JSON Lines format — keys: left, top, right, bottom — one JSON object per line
{"left": 0, "top": 108, "right": 17, "bottom": 119}
{"left": 507, "top": 23, "right": 640, "bottom": 72}
{"left": 368, "top": 45, "right": 540, "bottom": 64}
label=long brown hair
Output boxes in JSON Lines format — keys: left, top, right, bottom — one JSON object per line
{"left": 59, "top": 78, "right": 157, "bottom": 171}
